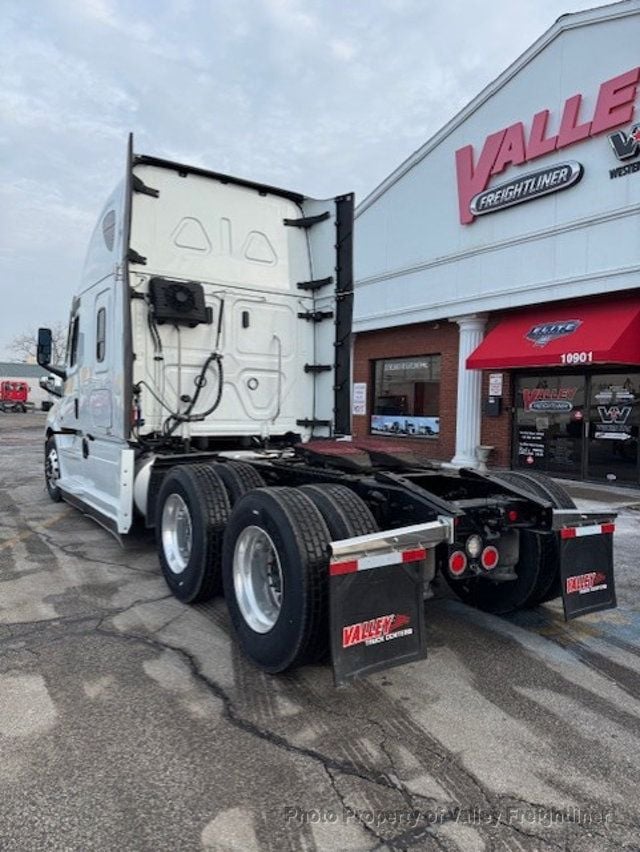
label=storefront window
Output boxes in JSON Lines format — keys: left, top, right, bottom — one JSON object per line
{"left": 515, "top": 374, "right": 585, "bottom": 475}
{"left": 514, "top": 372, "right": 640, "bottom": 484}
{"left": 588, "top": 374, "right": 640, "bottom": 484}
{"left": 371, "top": 355, "right": 440, "bottom": 438}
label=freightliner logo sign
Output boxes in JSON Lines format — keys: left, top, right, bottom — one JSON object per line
{"left": 470, "top": 162, "right": 582, "bottom": 216}
{"left": 456, "top": 66, "right": 640, "bottom": 224}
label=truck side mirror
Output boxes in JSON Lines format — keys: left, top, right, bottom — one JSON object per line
{"left": 37, "top": 327, "right": 52, "bottom": 367}
{"left": 37, "top": 327, "right": 67, "bottom": 381}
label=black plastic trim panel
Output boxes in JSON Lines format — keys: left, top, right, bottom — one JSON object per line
{"left": 334, "top": 193, "right": 355, "bottom": 436}
{"left": 133, "top": 154, "right": 305, "bottom": 204}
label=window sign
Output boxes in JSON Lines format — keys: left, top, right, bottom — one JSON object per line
{"left": 489, "top": 373, "right": 503, "bottom": 397}
{"left": 515, "top": 375, "right": 585, "bottom": 473}
{"left": 352, "top": 383, "right": 367, "bottom": 416}
{"left": 371, "top": 355, "right": 440, "bottom": 438}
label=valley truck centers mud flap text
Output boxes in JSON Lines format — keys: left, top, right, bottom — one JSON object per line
{"left": 328, "top": 519, "right": 453, "bottom": 686}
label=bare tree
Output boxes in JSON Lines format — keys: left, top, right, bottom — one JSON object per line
{"left": 9, "top": 322, "right": 68, "bottom": 365}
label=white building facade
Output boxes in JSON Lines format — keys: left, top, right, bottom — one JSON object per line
{"left": 352, "top": 1, "right": 640, "bottom": 485}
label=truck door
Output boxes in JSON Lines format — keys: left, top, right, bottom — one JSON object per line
{"left": 56, "top": 287, "right": 126, "bottom": 523}
{"left": 78, "top": 285, "right": 126, "bottom": 520}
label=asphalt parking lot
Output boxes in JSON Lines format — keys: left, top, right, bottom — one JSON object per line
{"left": 1, "top": 412, "right": 640, "bottom": 851}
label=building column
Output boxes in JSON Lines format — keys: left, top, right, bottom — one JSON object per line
{"left": 450, "top": 314, "right": 487, "bottom": 468}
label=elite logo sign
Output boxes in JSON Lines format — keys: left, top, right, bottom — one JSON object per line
{"left": 525, "top": 320, "right": 581, "bottom": 347}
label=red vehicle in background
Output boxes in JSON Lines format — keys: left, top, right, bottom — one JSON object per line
{"left": 0, "top": 380, "right": 29, "bottom": 413}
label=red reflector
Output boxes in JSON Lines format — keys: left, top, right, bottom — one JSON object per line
{"left": 481, "top": 546, "right": 499, "bottom": 570}
{"left": 402, "top": 548, "right": 427, "bottom": 564}
{"left": 329, "top": 560, "right": 358, "bottom": 576}
{"left": 507, "top": 510, "right": 519, "bottom": 522}
{"left": 560, "top": 528, "right": 577, "bottom": 539}
{"left": 448, "top": 550, "right": 467, "bottom": 576}
{"left": 601, "top": 523, "right": 615, "bottom": 534}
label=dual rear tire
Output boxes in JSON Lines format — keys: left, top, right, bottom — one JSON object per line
{"left": 156, "top": 461, "right": 264, "bottom": 603}
{"left": 156, "top": 467, "right": 377, "bottom": 673}
{"left": 156, "top": 464, "right": 231, "bottom": 603}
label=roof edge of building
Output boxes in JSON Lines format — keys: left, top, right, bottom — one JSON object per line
{"left": 355, "top": 0, "right": 639, "bottom": 219}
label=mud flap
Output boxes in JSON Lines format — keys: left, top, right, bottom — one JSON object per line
{"left": 330, "top": 557, "right": 426, "bottom": 686}
{"left": 559, "top": 522, "right": 616, "bottom": 620}
{"left": 328, "top": 519, "right": 452, "bottom": 686}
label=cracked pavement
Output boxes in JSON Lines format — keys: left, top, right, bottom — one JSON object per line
{"left": 1, "top": 413, "right": 640, "bottom": 851}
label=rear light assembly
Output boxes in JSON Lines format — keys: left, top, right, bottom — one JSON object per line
{"left": 480, "top": 545, "right": 499, "bottom": 571}
{"left": 465, "top": 534, "right": 483, "bottom": 559}
{"left": 448, "top": 550, "right": 467, "bottom": 577}
{"left": 507, "top": 509, "right": 519, "bottom": 523}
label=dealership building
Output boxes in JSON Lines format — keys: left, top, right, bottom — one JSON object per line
{"left": 352, "top": 0, "right": 640, "bottom": 485}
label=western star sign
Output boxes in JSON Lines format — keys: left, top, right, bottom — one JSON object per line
{"left": 455, "top": 67, "right": 640, "bottom": 224}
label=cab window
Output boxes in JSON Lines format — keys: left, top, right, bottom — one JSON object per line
{"left": 69, "top": 316, "right": 80, "bottom": 367}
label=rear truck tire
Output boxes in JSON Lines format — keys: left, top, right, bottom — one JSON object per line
{"left": 44, "top": 437, "right": 62, "bottom": 502}
{"left": 495, "top": 470, "right": 576, "bottom": 510}
{"left": 299, "top": 483, "right": 379, "bottom": 539}
{"left": 496, "top": 470, "right": 576, "bottom": 605}
{"left": 222, "top": 487, "right": 331, "bottom": 673}
{"left": 156, "top": 464, "right": 230, "bottom": 603}
{"left": 208, "top": 461, "right": 265, "bottom": 506}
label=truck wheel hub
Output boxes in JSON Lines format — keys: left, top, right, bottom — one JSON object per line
{"left": 161, "top": 494, "right": 193, "bottom": 574}
{"left": 233, "top": 525, "right": 283, "bottom": 633}
{"left": 46, "top": 448, "right": 60, "bottom": 486}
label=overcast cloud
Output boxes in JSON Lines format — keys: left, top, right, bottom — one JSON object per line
{"left": 0, "top": 0, "right": 606, "bottom": 357}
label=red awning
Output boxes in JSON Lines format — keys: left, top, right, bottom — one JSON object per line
{"left": 466, "top": 297, "right": 640, "bottom": 370}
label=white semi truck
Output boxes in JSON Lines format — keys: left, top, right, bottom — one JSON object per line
{"left": 38, "top": 138, "right": 617, "bottom": 684}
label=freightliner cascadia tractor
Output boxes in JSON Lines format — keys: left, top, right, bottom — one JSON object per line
{"left": 37, "top": 138, "right": 617, "bottom": 685}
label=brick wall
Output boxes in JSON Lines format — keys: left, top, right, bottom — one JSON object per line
{"left": 480, "top": 369, "right": 513, "bottom": 469}
{"left": 352, "top": 317, "right": 513, "bottom": 467}
{"left": 352, "top": 321, "right": 460, "bottom": 462}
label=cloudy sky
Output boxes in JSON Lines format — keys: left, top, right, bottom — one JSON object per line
{"left": 0, "top": 0, "right": 608, "bottom": 358}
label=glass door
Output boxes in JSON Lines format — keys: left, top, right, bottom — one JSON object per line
{"left": 514, "top": 374, "right": 586, "bottom": 477}
{"left": 587, "top": 374, "right": 640, "bottom": 484}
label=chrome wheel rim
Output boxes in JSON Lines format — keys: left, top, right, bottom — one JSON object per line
{"left": 233, "top": 526, "right": 283, "bottom": 633}
{"left": 161, "top": 493, "right": 193, "bottom": 575}
{"left": 46, "top": 447, "right": 60, "bottom": 489}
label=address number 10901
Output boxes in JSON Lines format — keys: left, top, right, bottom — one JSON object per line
{"left": 560, "top": 351, "right": 593, "bottom": 365}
